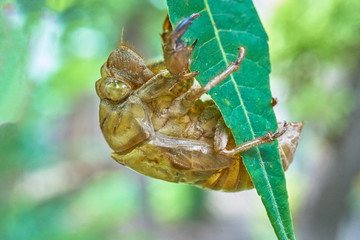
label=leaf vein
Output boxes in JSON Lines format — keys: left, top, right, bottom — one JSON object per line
{"left": 203, "top": 0, "right": 286, "bottom": 237}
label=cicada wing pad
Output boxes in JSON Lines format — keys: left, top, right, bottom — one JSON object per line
{"left": 153, "top": 133, "right": 233, "bottom": 171}
{"left": 111, "top": 133, "right": 233, "bottom": 184}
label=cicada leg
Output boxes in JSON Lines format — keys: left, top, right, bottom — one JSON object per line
{"left": 161, "top": 13, "right": 200, "bottom": 75}
{"left": 213, "top": 118, "right": 230, "bottom": 152}
{"left": 187, "top": 47, "right": 246, "bottom": 101}
{"left": 219, "top": 121, "right": 288, "bottom": 157}
{"left": 162, "top": 47, "right": 246, "bottom": 117}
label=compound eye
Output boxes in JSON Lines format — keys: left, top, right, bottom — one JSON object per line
{"left": 104, "top": 79, "right": 131, "bottom": 102}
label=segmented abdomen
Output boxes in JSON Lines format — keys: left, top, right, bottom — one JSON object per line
{"left": 194, "top": 154, "right": 253, "bottom": 192}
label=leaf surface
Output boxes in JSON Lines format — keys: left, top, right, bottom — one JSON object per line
{"left": 167, "top": 0, "right": 295, "bottom": 239}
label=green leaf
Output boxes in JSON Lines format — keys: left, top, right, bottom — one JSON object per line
{"left": 166, "top": 0, "right": 295, "bottom": 239}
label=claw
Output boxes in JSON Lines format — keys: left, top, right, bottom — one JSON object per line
{"left": 190, "top": 39, "right": 198, "bottom": 52}
{"left": 169, "top": 13, "right": 200, "bottom": 47}
{"left": 162, "top": 15, "right": 172, "bottom": 32}
{"left": 179, "top": 71, "right": 199, "bottom": 81}
{"left": 161, "top": 13, "right": 201, "bottom": 75}
{"left": 271, "top": 121, "right": 288, "bottom": 139}
{"left": 161, "top": 15, "right": 173, "bottom": 42}
{"left": 235, "top": 47, "right": 246, "bottom": 65}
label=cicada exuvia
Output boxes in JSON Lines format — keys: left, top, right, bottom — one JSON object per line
{"left": 95, "top": 14, "right": 303, "bottom": 191}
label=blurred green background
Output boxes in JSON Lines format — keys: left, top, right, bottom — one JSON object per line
{"left": 0, "top": 0, "right": 359, "bottom": 239}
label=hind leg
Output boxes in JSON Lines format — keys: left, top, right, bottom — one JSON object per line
{"left": 217, "top": 122, "right": 288, "bottom": 157}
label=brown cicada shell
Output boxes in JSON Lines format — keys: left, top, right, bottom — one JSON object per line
{"left": 95, "top": 14, "right": 303, "bottom": 191}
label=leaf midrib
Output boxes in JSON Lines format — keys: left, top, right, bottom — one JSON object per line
{"left": 202, "top": 0, "right": 287, "bottom": 237}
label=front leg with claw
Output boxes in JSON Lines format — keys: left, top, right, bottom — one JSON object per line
{"left": 161, "top": 13, "right": 200, "bottom": 75}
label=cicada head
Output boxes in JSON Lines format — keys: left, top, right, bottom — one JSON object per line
{"left": 96, "top": 44, "right": 155, "bottom": 103}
